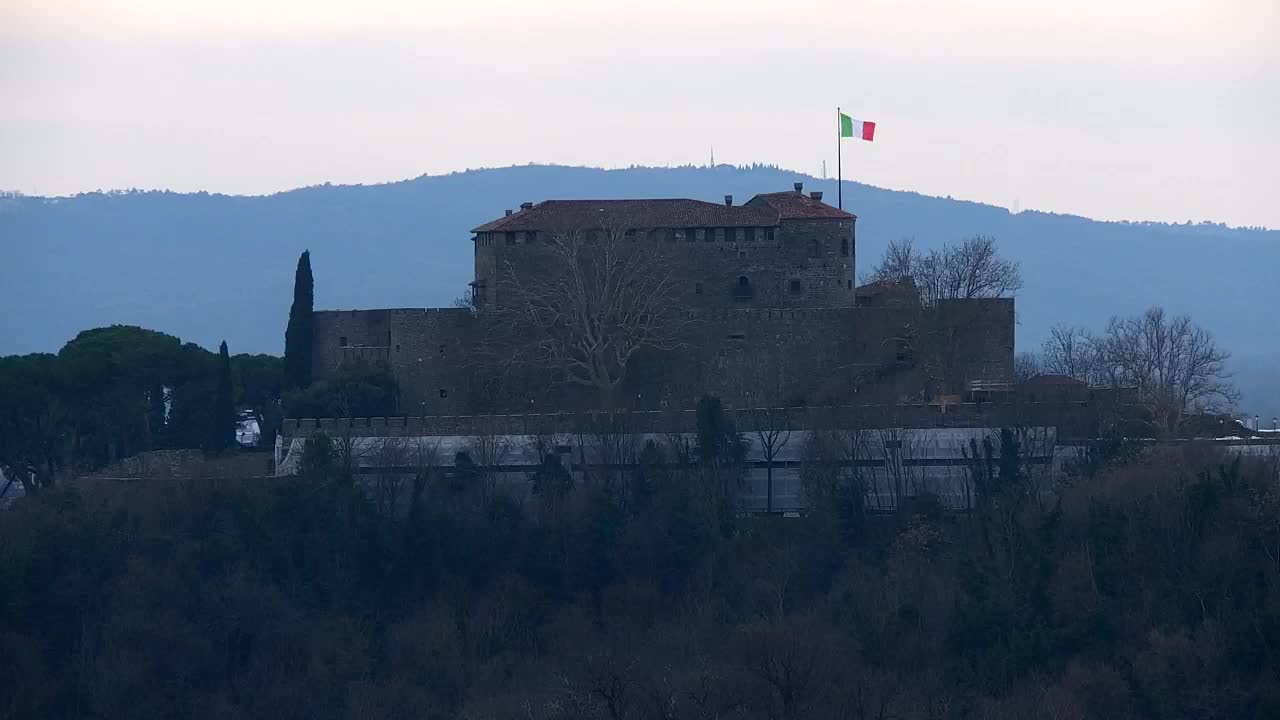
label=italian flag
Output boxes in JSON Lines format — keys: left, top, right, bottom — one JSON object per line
{"left": 840, "top": 113, "right": 876, "bottom": 141}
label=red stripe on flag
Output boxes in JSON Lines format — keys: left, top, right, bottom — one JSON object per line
{"left": 862, "top": 121, "right": 876, "bottom": 141}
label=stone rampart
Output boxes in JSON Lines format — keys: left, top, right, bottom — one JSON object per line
{"left": 283, "top": 400, "right": 1115, "bottom": 442}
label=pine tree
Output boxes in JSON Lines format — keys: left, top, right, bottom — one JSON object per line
{"left": 284, "top": 250, "right": 314, "bottom": 390}
{"left": 212, "top": 340, "right": 236, "bottom": 451}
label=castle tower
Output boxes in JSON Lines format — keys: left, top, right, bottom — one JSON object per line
{"left": 469, "top": 182, "right": 856, "bottom": 311}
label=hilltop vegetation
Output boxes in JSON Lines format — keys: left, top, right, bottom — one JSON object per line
{"left": 3, "top": 416, "right": 1279, "bottom": 719}
{"left": 0, "top": 326, "right": 282, "bottom": 490}
{"left": 1, "top": 164, "right": 1275, "bottom": 415}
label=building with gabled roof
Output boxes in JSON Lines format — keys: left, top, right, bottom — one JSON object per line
{"left": 471, "top": 182, "right": 858, "bottom": 311}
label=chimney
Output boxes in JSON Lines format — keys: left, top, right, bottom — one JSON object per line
{"left": 724, "top": 194, "right": 733, "bottom": 206}
{"left": 810, "top": 191, "right": 823, "bottom": 201}
{"left": 520, "top": 202, "right": 534, "bottom": 211}
{"left": 793, "top": 182, "right": 803, "bottom": 193}
{"left": 504, "top": 209, "right": 513, "bottom": 216}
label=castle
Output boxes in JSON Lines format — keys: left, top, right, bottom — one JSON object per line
{"left": 310, "top": 182, "right": 1014, "bottom": 416}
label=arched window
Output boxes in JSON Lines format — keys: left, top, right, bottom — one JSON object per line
{"left": 841, "top": 237, "right": 849, "bottom": 256}
{"left": 810, "top": 239, "right": 822, "bottom": 258}
{"left": 734, "top": 275, "right": 752, "bottom": 301}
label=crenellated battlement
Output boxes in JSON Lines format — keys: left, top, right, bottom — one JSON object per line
{"left": 281, "top": 399, "right": 1110, "bottom": 442}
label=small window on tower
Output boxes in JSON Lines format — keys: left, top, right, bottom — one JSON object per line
{"left": 339, "top": 336, "right": 348, "bottom": 346}
{"left": 695, "top": 282, "right": 704, "bottom": 295}
{"left": 789, "top": 280, "right": 802, "bottom": 295}
{"left": 841, "top": 238, "right": 849, "bottom": 256}
{"left": 439, "top": 388, "right": 448, "bottom": 399}
{"left": 766, "top": 228, "right": 776, "bottom": 242}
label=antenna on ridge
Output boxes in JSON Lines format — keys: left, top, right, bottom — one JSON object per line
{"left": 710, "top": 144, "right": 715, "bottom": 168}
{"left": 822, "top": 160, "right": 827, "bottom": 179}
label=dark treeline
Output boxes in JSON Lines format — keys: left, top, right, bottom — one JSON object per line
{"left": 0, "top": 326, "right": 283, "bottom": 490}
{"left": 3, "top": 399, "right": 1279, "bottom": 719}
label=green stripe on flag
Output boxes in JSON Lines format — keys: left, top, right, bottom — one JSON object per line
{"left": 839, "top": 112, "right": 853, "bottom": 138}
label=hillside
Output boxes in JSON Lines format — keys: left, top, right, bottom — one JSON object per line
{"left": 1, "top": 164, "right": 1275, "bottom": 415}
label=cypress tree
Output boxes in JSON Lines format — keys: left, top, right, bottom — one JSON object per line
{"left": 213, "top": 340, "right": 236, "bottom": 451}
{"left": 284, "top": 250, "right": 314, "bottom": 390}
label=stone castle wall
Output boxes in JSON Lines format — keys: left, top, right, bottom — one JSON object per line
{"left": 280, "top": 399, "right": 1109, "bottom": 442}
{"left": 473, "top": 217, "right": 857, "bottom": 312}
{"left": 313, "top": 308, "right": 477, "bottom": 415}
{"left": 311, "top": 299, "right": 1014, "bottom": 416}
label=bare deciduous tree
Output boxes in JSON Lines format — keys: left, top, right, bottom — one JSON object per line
{"left": 1093, "top": 306, "right": 1237, "bottom": 434}
{"left": 864, "top": 236, "right": 1022, "bottom": 397}
{"left": 579, "top": 411, "right": 642, "bottom": 506}
{"left": 1040, "top": 324, "right": 1099, "bottom": 382}
{"left": 369, "top": 437, "right": 410, "bottom": 517}
{"left": 467, "top": 418, "right": 511, "bottom": 504}
{"left": 739, "top": 361, "right": 797, "bottom": 513}
{"left": 1014, "top": 352, "right": 1043, "bottom": 383}
{"left": 865, "top": 235, "right": 1023, "bottom": 305}
{"left": 866, "top": 238, "right": 920, "bottom": 287}
{"left": 487, "top": 225, "right": 690, "bottom": 405}
{"left": 752, "top": 406, "right": 794, "bottom": 514}
{"left": 872, "top": 427, "right": 931, "bottom": 511}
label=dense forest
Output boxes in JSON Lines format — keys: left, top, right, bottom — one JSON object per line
{"left": 3, "top": 407, "right": 1279, "bottom": 719}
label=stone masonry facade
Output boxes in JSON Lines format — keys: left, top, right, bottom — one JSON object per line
{"left": 309, "top": 183, "right": 1015, "bottom": 418}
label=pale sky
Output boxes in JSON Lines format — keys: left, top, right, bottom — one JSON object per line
{"left": 2, "top": 0, "right": 1277, "bottom": 227}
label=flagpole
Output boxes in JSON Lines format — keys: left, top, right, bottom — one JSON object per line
{"left": 837, "top": 107, "right": 842, "bottom": 211}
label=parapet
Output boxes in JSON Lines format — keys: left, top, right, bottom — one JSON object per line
{"left": 281, "top": 399, "right": 1115, "bottom": 441}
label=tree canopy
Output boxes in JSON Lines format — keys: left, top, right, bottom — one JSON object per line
{"left": 0, "top": 325, "right": 283, "bottom": 493}
{"left": 284, "top": 250, "right": 314, "bottom": 391}
{"left": 2, "top": 427, "right": 1278, "bottom": 719}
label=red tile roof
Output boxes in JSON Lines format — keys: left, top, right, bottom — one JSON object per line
{"left": 473, "top": 199, "right": 778, "bottom": 233}
{"left": 745, "top": 191, "right": 856, "bottom": 220}
{"left": 471, "top": 190, "right": 852, "bottom": 233}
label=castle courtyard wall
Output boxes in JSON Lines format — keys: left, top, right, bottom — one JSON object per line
{"left": 311, "top": 298, "right": 1014, "bottom": 416}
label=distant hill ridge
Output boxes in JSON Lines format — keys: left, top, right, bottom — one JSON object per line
{"left": 1, "top": 164, "right": 1275, "bottom": 416}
